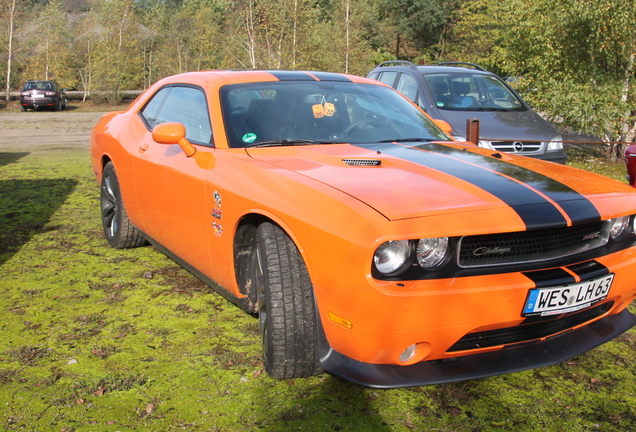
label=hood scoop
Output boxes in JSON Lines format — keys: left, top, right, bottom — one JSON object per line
{"left": 342, "top": 158, "right": 382, "bottom": 167}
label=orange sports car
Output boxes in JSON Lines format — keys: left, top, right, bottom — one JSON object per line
{"left": 90, "top": 70, "right": 636, "bottom": 388}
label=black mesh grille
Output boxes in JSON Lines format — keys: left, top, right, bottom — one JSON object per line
{"left": 458, "top": 222, "right": 606, "bottom": 268}
{"left": 447, "top": 301, "right": 613, "bottom": 352}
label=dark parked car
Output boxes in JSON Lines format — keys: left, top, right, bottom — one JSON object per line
{"left": 625, "top": 143, "right": 636, "bottom": 187}
{"left": 367, "top": 61, "right": 567, "bottom": 164}
{"left": 19, "top": 80, "right": 68, "bottom": 111}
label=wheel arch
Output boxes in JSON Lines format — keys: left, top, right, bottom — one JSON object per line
{"left": 233, "top": 212, "right": 313, "bottom": 314}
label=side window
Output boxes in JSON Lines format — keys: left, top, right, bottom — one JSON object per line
{"left": 140, "top": 86, "right": 213, "bottom": 145}
{"left": 377, "top": 71, "right": 398, "bottom": 87}
{"left": 141, "top": 87, "right": 170, "bottom": 128}
{"left": 395, "top": 73, "right": 422, "bottom": 108}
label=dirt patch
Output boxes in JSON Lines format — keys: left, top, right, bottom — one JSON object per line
{"left": 0, "top": 106, "right": 123, "bottom": 152}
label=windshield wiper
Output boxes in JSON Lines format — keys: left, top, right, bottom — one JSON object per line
{"left": 245, "top": 139, "right": 341, "bottom": 148}
{"left": 471, "top": 107, "right": 511, "bottom": 112}
{"left": 376, "top": 138, "right": 435, "bottom": 143}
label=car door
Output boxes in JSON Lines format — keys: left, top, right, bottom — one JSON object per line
{"left": 132, "top": 84, "right": 216, "bottom": 275}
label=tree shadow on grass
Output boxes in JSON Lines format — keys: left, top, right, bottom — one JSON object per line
{"left": 255, "top": 375, "right": 393, "bottom": 431}
{"left": 0, "top": 178, "right": 78, "bottom": 266}
{"left": 0, "top": 152, "right": 30, "bottom": 168}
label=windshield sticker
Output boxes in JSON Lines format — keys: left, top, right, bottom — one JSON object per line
{"left": 242, "top": 133, "right": 257, "bottom": 143}
{"left": 436, "top": 102, "right": 445, "bottom": 107}
{"left": 213, "top": 190, "right": 222, "bottom": 207}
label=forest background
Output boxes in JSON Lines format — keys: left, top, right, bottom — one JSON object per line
{"left": 1, "top": 0, "right": 636, "bottom": 158}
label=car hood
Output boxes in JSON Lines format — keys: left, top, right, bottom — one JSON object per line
{"left": 246, "top": 142, "right": 632, "bottom": 226}
{"left": 435, "top": 109, "right": 558, "bottom": 140}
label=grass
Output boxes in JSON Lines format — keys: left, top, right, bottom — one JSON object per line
{"left": 0, "top": 106, "right": 635, "bottom": 431}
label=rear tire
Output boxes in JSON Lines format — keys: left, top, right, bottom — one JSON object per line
{"left": 100, "top": 162, "right": 147, "bottom": 249}
{"left": 252, "top": 222, "right": 322, "bottom": 379}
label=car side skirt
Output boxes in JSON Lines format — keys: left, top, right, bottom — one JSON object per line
{"left": 142, "top": 233, "right": 253, "bottom": 313}
{"left": 317, "top": 308, "right": 636, "bottom": 388}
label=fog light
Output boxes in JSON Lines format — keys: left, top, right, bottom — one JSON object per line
{"left": 398, "top": 342, "right": 432, "bottom": 365}
{"left": 399, "top": 344, "right": 417, "bottom": 363}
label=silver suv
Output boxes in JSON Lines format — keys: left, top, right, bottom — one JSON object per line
{"left": 367, "top": 61, "right": 566, "bottom": 164}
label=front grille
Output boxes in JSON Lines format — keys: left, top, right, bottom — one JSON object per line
{"left": 342, "top": 159, "right": 381, "bottom": 167}
{"left": 447, "top": 301, "right": 613, "bottom": 352}
{"left": 489, "top": 140, "right": 542, "bottom": 153}
{"left": 458, "top": 221, "right": 607, "bottom": 268}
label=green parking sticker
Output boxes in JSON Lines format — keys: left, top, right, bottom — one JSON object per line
{"left": 242, "top": 133, "right": 257, "bottom": 143}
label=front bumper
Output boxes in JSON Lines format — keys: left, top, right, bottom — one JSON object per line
{"left": 319, "top": 308, "right": 636, "bottom": 388}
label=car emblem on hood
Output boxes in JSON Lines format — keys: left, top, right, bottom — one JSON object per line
{"left": 513, "top": 141, "right": 524, "bottom": 152}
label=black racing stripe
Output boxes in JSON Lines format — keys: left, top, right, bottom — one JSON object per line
{"left": 361, "top": 142, "right": 567, "bottom": 229}
{"left": 267, "top": 71, "right": 317, "bottom": 81}
{"left": 423, "top": 144, "right": 601, "bottom": 225}
{"left": 567, "top": 261, "right": 609, "bottom": 280}
{"left": 310, "top": 72, "right": 352, "bottom": 82}
{"left": 522, "top": 268, "right": 576, "bottom": 288}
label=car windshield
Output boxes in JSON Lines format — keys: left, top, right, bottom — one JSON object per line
{"left": 221, "top": 81, "right": 451, "bottom": 148}
{"left": 423, "top": 73, "right": 525, "bottom": 112}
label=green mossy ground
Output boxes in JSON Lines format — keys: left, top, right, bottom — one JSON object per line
{"left": 0, "top": 110, "right": 635, "bottom": 431}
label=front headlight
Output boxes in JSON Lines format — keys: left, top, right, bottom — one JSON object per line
{"left": 609, "top": 216, "right": 631, "bottom": 241}
{"left": 373, "top": 240, "right": 412, "bottom": 275}
{"left": 547, "top": 136, "right": 563, "bottom": 152}
{"left": 417, "top": 237, "right": 450, "bottom": 269}
{"left": 478, "top": 140, "right": 493, "bottom": 149}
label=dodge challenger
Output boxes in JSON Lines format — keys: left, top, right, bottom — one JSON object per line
{"left": 90, "top": 70, "right": 636, "bottom": 388}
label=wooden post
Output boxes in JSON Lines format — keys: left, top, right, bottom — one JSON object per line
{"left": 466, "top": 119, "right": 480, "bottom": 145}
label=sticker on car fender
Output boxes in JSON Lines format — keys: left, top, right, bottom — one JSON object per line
{"left": 522, "top": 273, "right": 614, "bottom": 317}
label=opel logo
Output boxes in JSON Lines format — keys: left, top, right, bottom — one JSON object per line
{"left": 513, "top": 141, "right": 524, "bottom": 152}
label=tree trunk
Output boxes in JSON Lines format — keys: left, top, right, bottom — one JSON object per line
{"left": 4, "top": 0, "right": 16, "bottom": 103}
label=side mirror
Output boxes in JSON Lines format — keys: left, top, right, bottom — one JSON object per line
{"left": 433, "top": 119, "right": 453, "bottom": 136}
{"left": 152, "top": 122, "right": 196, "bottom": 157}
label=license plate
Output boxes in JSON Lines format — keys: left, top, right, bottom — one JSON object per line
{"left": 32, "top": 94, "right": 44, "bottom": 98}
{"left": 522, "top": 274, "right": 614, "bottom": 317}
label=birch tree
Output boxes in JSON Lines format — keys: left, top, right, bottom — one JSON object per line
{"left": 506, "top": 0, "right": 636, "bottom": 160}
{"left": 1, "top": 0, "right": 18, "bottom": 102}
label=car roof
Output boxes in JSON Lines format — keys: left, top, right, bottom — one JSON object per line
{"left": 371, "top": 62, "right": 496, "bottom": 76}
{"left": 126, "top": 70, "right": 385, "bottom": 113}
{"left": 180, "top": 69, "right": 372, "bottom": 81}
{"left": 149, "top": 70, "right": 380, "bottom": 88}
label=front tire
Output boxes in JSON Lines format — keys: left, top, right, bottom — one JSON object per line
{"left": 100, "top": 162, "right": 146, "bottom": 249}
{"left": 253, "top": 222, "right": 322, "bottom": 379}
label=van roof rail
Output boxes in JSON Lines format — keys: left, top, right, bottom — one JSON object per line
{"left": 435, "top": 62, "right": 487, "bottom": 71}
{"left": 375, "top": 60, "right": 418, "bottom": 70}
